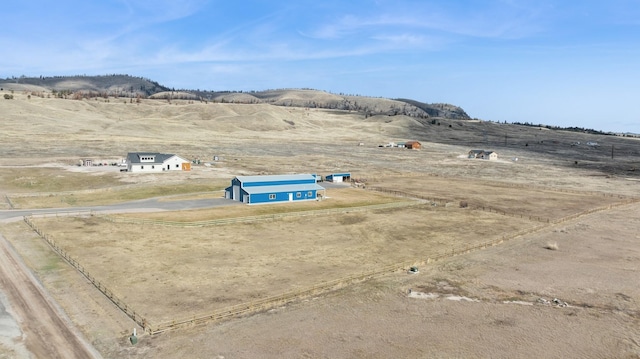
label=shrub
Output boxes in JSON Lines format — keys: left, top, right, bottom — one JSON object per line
{"left": 3, "top": 94, "right": 14, "bottom": 99}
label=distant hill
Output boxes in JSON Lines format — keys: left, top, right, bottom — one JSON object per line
{"left": 394, "top": 98, "right": 469, "bottom": 119}
{"left": 1, "top": 81, "right": 638, "bottom": 176}
{"left": 0, "top": 75, "right": 469, "bottom": 119}
{"left": 0, "top": 74, "right": 170, "bottom": 97}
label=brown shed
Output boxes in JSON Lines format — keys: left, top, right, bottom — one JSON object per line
{"left": 405, "top": 140, "right": 422, "bottom": 149}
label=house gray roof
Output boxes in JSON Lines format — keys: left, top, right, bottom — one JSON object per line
{"left": 126, "top": 152, "right": 176, "bottom": 164}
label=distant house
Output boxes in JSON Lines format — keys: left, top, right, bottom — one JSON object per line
{"left": 379, "top": 141, "right": 421, "bottom": 149}
{"left": 405, "top": 140, "right": 422, "bottom": 150}
{"left": 483, "top": 151, "right": 498, "bottom": 160}
{"left": 468, "top": 150, "right": 498, "bottom": 160}
{"left": 225, "top": 174, "right": 325, "bottom": 205}
{"left": 126, "top": 152, "right": 191, "bottom": 172}
{"left": 468, "top": 150, "right": 484, "bottom": 158}
{"left": 325, "top": 172, "right": 351, "bottom": 183}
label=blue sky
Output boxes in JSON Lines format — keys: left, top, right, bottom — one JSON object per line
{"left": 2, "top": 0, "right": 639, "bottom": 133}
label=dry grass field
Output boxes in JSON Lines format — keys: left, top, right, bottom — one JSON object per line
{"left": 24, "top": 191, "right": 532, "bottom": 324}
{"left": 1, "top": 91, "right": 639, "bottom": 358}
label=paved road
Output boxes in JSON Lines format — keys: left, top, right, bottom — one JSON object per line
{"left": 0, "top": 197, "right": 237, "bottom": 222}
{"left": 0, "top": 188, "right": 347, "bottom": 357}
{"left": 0, "top": 183, "right": 349, "bottom": 222}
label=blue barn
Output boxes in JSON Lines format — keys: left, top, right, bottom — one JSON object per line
{"left": 225, "top": 174, "right": 325, "bottom": 205}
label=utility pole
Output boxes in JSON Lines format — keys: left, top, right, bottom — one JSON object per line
{"left": 611, "top": 144, "right": 614, "bottom": 159}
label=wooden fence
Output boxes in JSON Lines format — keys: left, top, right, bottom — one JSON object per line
{"left": 23, "top": 216, "right": 150, "bottom": 331}
{"left": 22, "top": 195, "right": 640, "bottom": 335}
{"left": 4, "top": 194, "right": 14, "bottom": 209}
{"left": 145, "top": 195, "right": 640, "bottom": 334}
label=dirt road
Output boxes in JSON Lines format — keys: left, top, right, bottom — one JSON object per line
{"left": 0, "top": 233, "right": 100, "bottom": 359}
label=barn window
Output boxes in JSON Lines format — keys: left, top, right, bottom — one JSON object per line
{"left": 152, "top": 165, "right": 155, "bottom": 169}
{"left": 175, "top": 164, "right": 179, "bottom": 168}
{"left": 308, "top": 191, "right": 313, "bottom": 197}
{"left": 141, "top": 165, "right": 144, "bottom": 169}
{"left": 296, "top": 192, "right": 301, "bottom": 198}
{"left": 269, "top": 194, "right": 276, "bottom": 200}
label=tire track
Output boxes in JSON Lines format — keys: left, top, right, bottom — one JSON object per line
{"left": 0, "top": 234, "right": 100, "bottom": 358}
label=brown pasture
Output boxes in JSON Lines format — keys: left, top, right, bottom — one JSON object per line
{"left": 29, "top": 196, "right": 532, "bottom": 324}
{"left": 24, "top": 178, "right": 615, "bottom": 326}
{"left": 1, "top": 96, "right": 639, "bottom": 358}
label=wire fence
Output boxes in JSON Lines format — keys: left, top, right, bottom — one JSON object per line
{"left": 21, "top": 194, "right": 640, "bottom": 335}
{"left": 367, "top": 187, "right": 552, "bottom": 222}
{"left": 362, "top": 173, "right": 636, "bottom": 199}
{"left": 366, "top": 187, "right": 637, "bottom": 223}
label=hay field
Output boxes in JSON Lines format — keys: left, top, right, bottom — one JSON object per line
{"left": 29, "top": 196, "right": 534, "bottom": 324}
{"left": 23, "top": 177, "right": 626, "bottom": 327}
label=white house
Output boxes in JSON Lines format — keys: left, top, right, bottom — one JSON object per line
{"left": 126, "top": 152, "right": 191, "bottom": 173}
{"left": 483, "top": 151, "right": 498, "bottom": 160}
{"left": 468, "top": 150, "right": 498, "bottom": 160}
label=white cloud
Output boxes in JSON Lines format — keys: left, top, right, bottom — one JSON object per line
{"left": 304, "top": 1, "right": 548, "bottom": 42}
